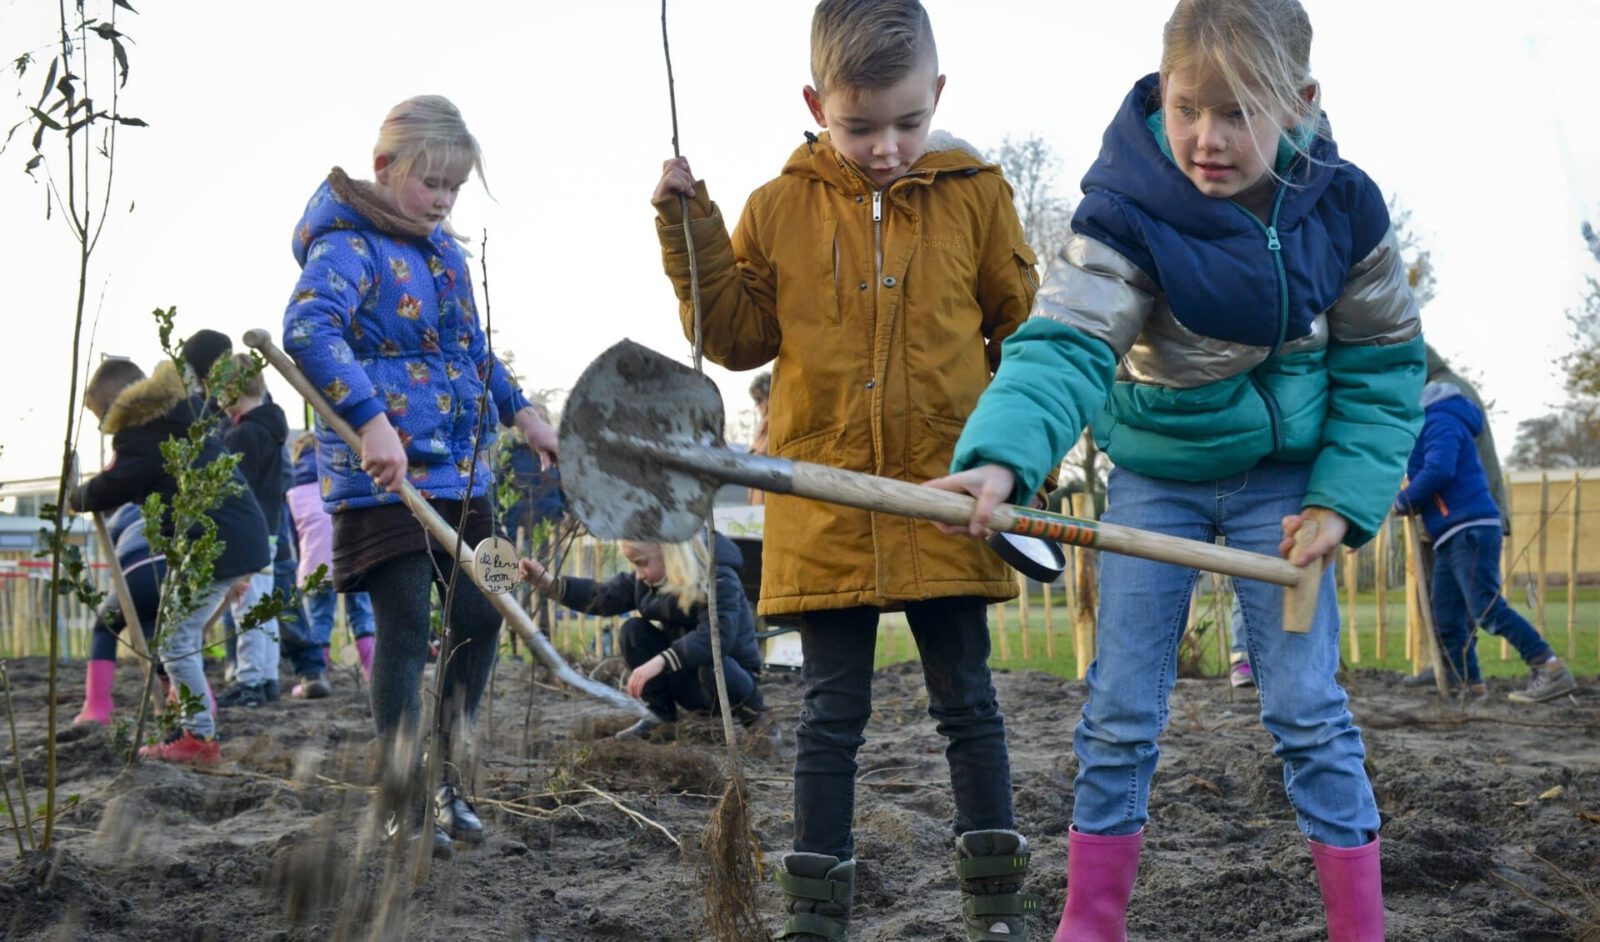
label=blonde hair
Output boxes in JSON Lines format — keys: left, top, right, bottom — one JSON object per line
{"left": 622, "top": 538, "right": 710, "bottom": 613}
{"left": 810, "top": 0, "right": 937, "bottom": 97}
{"left": 1161, "top": 0, "right": 1318, "bottom": 159}
{"left": 373, "top": 95, "right": 488, "bottom": 205}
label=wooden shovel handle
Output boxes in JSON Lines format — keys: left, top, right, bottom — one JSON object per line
{"left": 91, "top": 512, "right": 152, "bottom": 673}
{"left": 243, "top": 329, "right": 646, "bottom": 717}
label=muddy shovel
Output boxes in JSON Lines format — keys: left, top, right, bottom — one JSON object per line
{"left": 243, "top": 330, "right": 647, "bottom": 717}
{"left": 561, "top": 340, "right": 1325, "bottom": 632}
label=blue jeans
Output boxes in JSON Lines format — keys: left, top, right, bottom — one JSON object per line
{"left": 1430, "top": 526, "right": 1552, "bottom": 684}
{"left": 162, "top": 578, "right": 231, "bottom": 738}
{"left": 1075, "top": 462, "right": 1378, "bottom": 847}
{"left": 793, "top": 597, "right": 1013, "bottom": 858}
{"left": 304, "top": 587, "right": 377, "bottom": 646}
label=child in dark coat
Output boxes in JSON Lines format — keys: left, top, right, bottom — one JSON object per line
{"left": 70, "top": 357, "right": 270, "bottom": 763}
{"left": 519, "top": 533, "right": 765, "bottom": 740}
{"left": 1394, "top": 382, "right": 1577, "bottom": 703}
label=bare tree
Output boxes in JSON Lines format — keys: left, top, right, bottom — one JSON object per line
{"left": 990, "top": 134, "right": 1075, "bottom": 270}
{"left": 1387, "top": 196, "right": 1435, "bottom": 311}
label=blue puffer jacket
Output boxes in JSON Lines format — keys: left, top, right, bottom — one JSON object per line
{"left": 283, "top": 168, "right": 529, "bottom": 512}
{"left": 953, "top": 74, "right": 1424, "bottom": 546}
{"left": 1394, "top": 384, "right": 1501, "bottom": 543}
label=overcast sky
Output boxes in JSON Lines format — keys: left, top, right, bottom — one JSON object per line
{"left": 2, "top": 0, "right": 1596, "bottom": 488}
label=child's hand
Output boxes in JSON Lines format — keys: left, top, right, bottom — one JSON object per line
{"left": 519, "top": 558, "right": 555, "bottom": 592}
{"left": 626, "top": 654, "right": 666, "bottom": 699}
{"left": 652, "top": 156, "right": 697, "bottom": 203}
{"left": 923, "top": 465, "right": 1017, "bottom": 538}
{"left": 357, "top": 413, "right": 408, "bottom": 492}
{"left": 514, "top": 406, "right": 559, "bottom": 471}
{"left": 1280, "top": 507, "right": 1348, "bottom": 567}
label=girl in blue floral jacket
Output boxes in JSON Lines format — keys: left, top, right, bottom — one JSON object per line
{"left": 282, "top": 95, "right": 557, "bottom": 855}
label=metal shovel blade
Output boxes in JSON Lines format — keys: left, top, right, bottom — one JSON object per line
{"left": 559, "top": 339, "right": 726, "bottom": 542}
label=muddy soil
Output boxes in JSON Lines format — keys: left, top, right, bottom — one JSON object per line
{"left": 1, "top": 654, "right": 1597, "bottom": 941}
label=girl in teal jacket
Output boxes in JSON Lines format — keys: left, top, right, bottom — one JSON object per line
{"left": 929, "top": 2, "right": 1422, "bottom": 939}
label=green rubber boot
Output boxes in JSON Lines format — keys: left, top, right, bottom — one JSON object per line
{"left": 774, "top": 852, "right": 855, "bottom": 940}
{"left": 956, "top": 829, "right": 1042, "bottom": 940}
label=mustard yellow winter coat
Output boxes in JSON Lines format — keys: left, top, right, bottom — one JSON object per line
{"left": 655, "top": 131, "right": 1039, "bottom": 615}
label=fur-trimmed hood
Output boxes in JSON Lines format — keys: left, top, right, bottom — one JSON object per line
{"left": 102, "top": 361, "right": 191, "bottom": 434}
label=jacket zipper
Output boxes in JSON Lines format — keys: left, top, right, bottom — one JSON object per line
{"left": 872, "top": 190, "right": 883, "bottom": 285}
{"left": 1230, "top": 185, "right": 1291, "bottom": 451}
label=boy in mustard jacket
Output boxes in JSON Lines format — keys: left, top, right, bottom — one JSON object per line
{"left": 652, "top": 2, "right": 1040, "bottom": 937}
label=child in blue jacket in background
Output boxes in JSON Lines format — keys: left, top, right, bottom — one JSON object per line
{"left": 1394, "top": 382, "right": 1577, "bottom": 705}
{"left": 929, "top": 2, "right": 1423, "bottom": 938}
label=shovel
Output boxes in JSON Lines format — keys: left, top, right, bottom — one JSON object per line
{"left": 560, "top": 340, "right": 1325, "bottom": 632}
{"left": 243, "top": 330, "right": 648, "bottom": 717}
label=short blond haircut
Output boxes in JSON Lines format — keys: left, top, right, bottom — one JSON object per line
{"left": 810, "top": 0, "right": 938, "bottom": 96}
{"left": 229, "top": 352, "right": 267, "bottom": 399}
{"left": 1161, "top": 0, "right": 1318, "bottom": 152}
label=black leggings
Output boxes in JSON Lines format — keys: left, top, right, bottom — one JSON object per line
{"left": 362, "top": 551, "right": 501, "bottom": 784}
{"left": 619, "top": 617, "right": 763, "bottom": 719}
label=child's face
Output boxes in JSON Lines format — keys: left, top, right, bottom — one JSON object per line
{"left": 376, "top": 151, "right": 473, "bottom": 226}
{"left": 804, "top": 59, "right": 945, "bottom": 190}
{"left": 623, "top": 544, "right": 666, "bottom": 587}
{"left": 1160, "top": 66, "right": 1291, "bottom": 201}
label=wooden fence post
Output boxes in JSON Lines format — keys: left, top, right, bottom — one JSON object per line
{"left": 1018, "top": 571, "right": 1031, "bottom": 660}
{"left": 1071, "top": 493, "right": 1098, "bottom": 679}
{"left": 1374, "top": 519, "right": 1388, "bottom": 660}
{"left": 1403, "top": 516, "right": 1419, "bottom": 669}
{"left": 1344, "top": 548, "right": 1360, "bottom": 663}
{"left": 1043, "top": 579, "right": 1055, "bottom": 660}
{"left": 1502, "top": 473, "right": 1514, "bottom": 660}
{"left": 1537, "top": 472, "right": 1549, "bottom": 635}
{"left": 1566, "top": 471, "right": 1580, "bottom": 662}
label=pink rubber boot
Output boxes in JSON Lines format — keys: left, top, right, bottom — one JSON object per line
{"left": 1310, "top": 838, "right": 1385, "bottom": 942}
{"left": 73, "top": 659, "right": 116, "bottom": 726}
{"left": 1054, "top": 827, "right": 1144, "bottom": 942}
{"left": 355, "top": 635, "right": 375, "bottom": 681}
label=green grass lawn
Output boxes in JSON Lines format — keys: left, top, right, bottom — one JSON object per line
{"left": 871, "top": 586, "right": 1600, "bottom": 681}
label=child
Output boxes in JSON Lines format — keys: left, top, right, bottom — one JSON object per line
{"left": 927, "top": 1, "right": 1425, "bottom": 938}
{"left": 215, "top": 353, "right": 292, "bottom": 707}
{"left": 519, "top": 535, "right": 765, "bottom": 740}
{"left": 73, "top": 501, "right": 164, "bottom": 726}
{"left": 69, "top": 357, "right": 271, "bottom": 763}
{"left": 282, "top": 95, "right": 558, "bottom": 854}
{"left": 285, "top": 432, "right": 377, "bottom": 681}
{"left": 651, "top": 2, "right": 1040, "bottom": 936}
{"left": 1394, "top": 383, "right": 1577, "bottom": 704}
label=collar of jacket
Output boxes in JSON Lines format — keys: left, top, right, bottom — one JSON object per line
{"left": 782, "top": 129, "right": 994, "bottom": 196}
{"left": 102, "top": 360, "right": 189, "bottom": 433}
{"left": 325, "top": 167, "right": 437, "bottom": 239}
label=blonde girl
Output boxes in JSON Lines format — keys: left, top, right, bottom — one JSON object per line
{"left": 519, "top": 534, "right": 766, "bottom": 740}
{"left": 282, "top": 95, "right": 558, "bottom": 856}
{"left": 929, "top": 1, "right": 1423, "bottom": 939}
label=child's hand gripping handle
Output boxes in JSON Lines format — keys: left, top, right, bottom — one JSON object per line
{"left": 242, "top": 329, "right": 648, "bottom": 718}
{"left": 1282, "top": 517, "right": 1322, "bottom": 634}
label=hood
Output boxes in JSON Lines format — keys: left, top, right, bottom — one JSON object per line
{"left": 1080, "top": 74, "right": 1343, "bottom": 240}
{"left": 292, "top": 441, "right": 319, "bottom": 486}
{"left": 712, "top": 531, "right": 744, "bottom": 572}
{"left": 236, "top": 399, "right": 289, "bottom": 447}
{"left": 780, "top": 129, "right": 996, "bottom": 195}
{"left": 102, "top": 361, "right": 191, "bottom": 434}
{"left": 292, "top": 166, "right": 436, "bottom": 268}
{"left": 1423, "top": 382, "right": 1483, "bottom": 436}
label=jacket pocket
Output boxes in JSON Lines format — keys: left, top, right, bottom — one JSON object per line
{"left": 774, "top": 423, "right": 847, "bottom": 464}
{"left": 911, "top": 413, "right": 969, "bottom": 479}
{"left": 1015, "top": 242, "right": 1041, "bottom": 297}
{"left": 818, "top": 218, "right": 842, "bottom": 326}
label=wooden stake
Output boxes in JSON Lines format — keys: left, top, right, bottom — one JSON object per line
{"left": 1567, "top": 471, "right": 1580, "bottom": 662}
{"left": 1403, "top": 516, "right": 1419, "bottom": 668}
{"left": 1043, "top": 580, "right": 1055, "bottom": 660}
{"left": 1537, "top": 472, "right": 1549, "bottom": 635}
{"left": 1502, "top": 472, "right": 1514, "bottom": 661}
{"left": 1344, "top": 548, "right": 1361, "bottom": 663}
{"left": 1071, "top": 493, "right": 1098, "bottom": 680}
{"left": 1403, "top": 513, "right": 1453, "bottom": 696}
{"left": 1018, "top": 571, "right": 1031, "bottom": 660}
{"left": 1374, "top": 519, "right": 1388, "bottom": 660}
